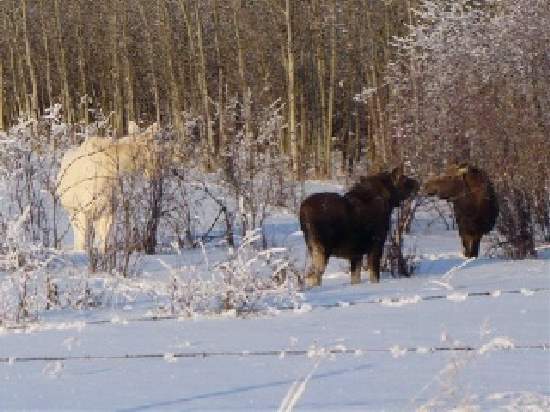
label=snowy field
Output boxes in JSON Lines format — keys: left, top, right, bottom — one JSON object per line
{"left": 1, "top": 198, "right": 549, "bottom": 411}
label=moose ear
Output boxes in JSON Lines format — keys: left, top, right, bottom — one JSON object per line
{"left": 128, "top": 121, "right": 140, "bottom": 135}
{"left": 391, "top": 165, "right": 403, "bottom": 183}
{"left": 458, "top": 164, "right": 470, "bottom": 176}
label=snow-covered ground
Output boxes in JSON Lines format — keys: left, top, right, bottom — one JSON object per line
{"left": 1, "top": 201, "right": 549, "bottom": 411}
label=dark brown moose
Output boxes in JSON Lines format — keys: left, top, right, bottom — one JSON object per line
{"left": 424, "top": 164, "right": 498, "bottom": 258}
{"left": 299, "top": 167, "right": 419, "bottom": 287}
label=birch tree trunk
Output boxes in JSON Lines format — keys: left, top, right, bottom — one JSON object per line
{"left": 196, "top": 5, "right": 214, "bottom": 168}
{"left": 213, "top": 0, "right": 224, "bottom": 155}
{"left": 122, "top": 2, "right": 135, "bottom": 129}
{"left": 325, "top": 0, "right": 337, "bottom": 177}
{"left": 54, "top": 0, "right": 73, "bottom": 125}
{"left": 12, "top": 11, "right": 30, "bottom": 119}
{"left": 233, "top": 2, "right": 252, "bottom": 159}
{"left": 407, "top": 0, "right": 420, "bottom": 158}
{"left": 111, "top": 0, "right": 123, "bottom": 137}
{"left": 159, "top": 0, "right": 183, "bottom": 134}
{"left": 17, "top": 51, "right": 29, "bottom": 119}
{"left": 0, "top": 60, "right": 4, "bottom": 131}
{"left": 6, "top": 12, "right": 21, "bottom": 122}
{"left": 39, "top": 0, "right": 53, "bottom": 111}
{"left": 137, "top": 3, "right": 161, "bottom": 127}
{"left": 313, "top": 0, "right": 326, "bottom": 176}
{"left": 22, "top": 0, "right": 39, "bottom": 121}
{"left": 76, "top": 3, "right": 89, "bottom": 125}
{"left": 365, "top": 3, "right": 380, "bottom": 169}
{"left": 286, "top": 0, "right": 298, "bottom": 176}
{"left": 300, "top": 84, "right": 307, "bottom": 179}
{"left": 178, "top": 0, "right": 198, "bottom": 111}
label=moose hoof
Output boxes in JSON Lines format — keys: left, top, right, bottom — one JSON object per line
{"left": 306, "top": 275, "right": 321, "bottom": 288}
{"left": 351, "top": 276, "right": 362, "bottom": 285}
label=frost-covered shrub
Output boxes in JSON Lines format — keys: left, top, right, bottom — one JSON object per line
{"left": 386, "top": 0, "right": 550, "bottom": 257}
{"left": 0, "top": 248, "right": 68, "bottom": 323}
{"left": 221, "top": 98, "right": 297, "bottom": 244}
{"left": 215, "top": 230, "right": 299, "bottom": 312}
{"left": 160, "top": 230, "right": 300, "bottom": 317}
{"left": 0, "top": 228, "right": 299, "bottom": 325}
{"left": 0, "top": 119, "right": 67, "bottom": 250}
{"left": 0, "top": 205, "right": 143, "bottom": 324}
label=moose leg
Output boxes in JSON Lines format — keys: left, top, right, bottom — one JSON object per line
{"left": 306, "top": 245, "right": 328, "bottom": 287}
{"left": 471, "top": 236, "right": 481, "bottom": 257}
{"left": 466, "top": 235, "right": 481, "bottom": 258}
{"left": 367, "top": 245, "right": 383, "bottom": 283}
{"left": 96, "top": 213, "right": 113, "bottom": 254}
{"left": 71, "top": 212, "right": 88, "bottom": 251}
{"left": 460, "top": 236, "right": 469, "bottom": 257}
{"left": 459, "top": 230, "right": 471, "bottom": 257}
{"left": 350, "top": 256, "right": 363, "bottom": 285}
{"left": 462, "top": 234, "right": 480, "bottom": 258}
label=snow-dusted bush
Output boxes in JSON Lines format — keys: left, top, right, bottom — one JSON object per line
{"left": 0, "top": 115, "right": 70, "bottom": 250}
{"left": 221, "top": 98, "right": 297, "bottom": 245}
{"left": 161, "top": 229, "right": 300, "bottom": 317}
{"left": 386, "top": 0, "right": 550, "bottom": 257}
{"left": 0, "top": 226, "right": 299, "bottom": 324}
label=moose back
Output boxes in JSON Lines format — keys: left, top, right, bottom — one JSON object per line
{"left": 300, "top": 168, "right": 418, "bottom": 287}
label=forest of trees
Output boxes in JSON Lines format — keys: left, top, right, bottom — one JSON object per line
{"left": 0, "top": 0, "right": 548, "bottom": 259}
{"left": 0, "top": 0, "right": 417, "bottom": 173}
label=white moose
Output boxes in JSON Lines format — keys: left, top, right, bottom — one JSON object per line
{"left": 57, "top": 123, "right": 160, "bottom": 252}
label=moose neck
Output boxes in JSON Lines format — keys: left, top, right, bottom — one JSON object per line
{"left": 114, "top": 135, "right": 151, "bottom": 172}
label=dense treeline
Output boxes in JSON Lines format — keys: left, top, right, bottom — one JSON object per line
{"left": 0, "top": 0, "right": 548, "bottom": 258}
{"left": 0, "top": 0, "right": 414, "bottom": 176}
